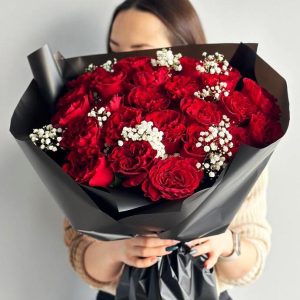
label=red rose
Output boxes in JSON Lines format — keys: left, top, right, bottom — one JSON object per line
{"left": 164, "top": 75, "right": 200, "bottom": 100}
{"left": 115, "top": 57, "right": 153, "bottom": 79}
{"left": 199, "top": 67, "right": 241, "bottom": 91}
{"left": 145, "top": 110, "right": 186, "bottom": 154}
{"left": 63, "top": 149, "right": 113, "bottom": 188}
{"left": 106, "top": 94, "right": 123, "bottom": 112}
{"left": 51, "top": 86, "right": 91, "bottom": 127}
{"left": 181, "top": 123, "right": 207, "bottom": 160}
{"left": 66, "top": 71, "right": 94, "bottom": 89}
{"left": 221, "top": 91, "right": 257, "bottom": 124}
{"left": 108, "top": 141, "right": 157, "bottom": 187}
{"left": 132, "top": 67, "right": 169, "bottom": 87}
{"left": 179, "top": 56, "right": 202, "bottom": 78}
{"left": 142, "top": 156, "right": 203, "bottom": 201}
{"left": 61, "top": 116, "right": 101, "bottom": 150}
{"left": 181, "top": 97, "right": 223, "bottom": 126}
{"left": 229, "top": 125, "right": 251, "bottom": 147}
{"left": 91, "top": 69, "right": 126, "bottom": 101}
{"left": 241, "top": 78, "right": 281, "bottom": 120}
{"left": 248, "top": 112, "right": 283, "bottom": 147}
{"left": 103, "top": 106, "right": 143, "bottom": 146}
{"left": 127, "top": 86, "right": 170, "bottom": 112}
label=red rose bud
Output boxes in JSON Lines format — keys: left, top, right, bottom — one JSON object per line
{"left": 221, "top": 90, "right": 257, "bottom": 124}
{"left": 90, "top": 70, "right": 126, "bottom": 101}
{"left": 51, "top": 86, "right": 91, "bottom": 127}
{"left": 132, "top": 67, "right": 169, "bottom": 87}
{"left": 164, "top": 75, "right": 200, "bottom": 100}
{"left": 181, "top": 97, "right": 223, "bottom": 126}
{"left": 66, "top": 71, "right": 94, "bottom": 89}
{"left": 62, "top": 149, "right": 113, "bottom": 188}
{"left": 241, "top": 78, "right": 281, "bottom": 120}
{"left": 127, "top": 86, "right": 170, "bottom": 112}
{"left": 145, "top": 110, "right": 186, "bottom": 154}
{"left": 179, "top": 56, "right": 201, "bottom": 78}
{"left": 142, "top": 156, "right": 204, "bottom": 201}
{"left": 60, "top": 116, "right": 102, "bottom": 151}
{"left": 181, "top": 123, "right": 207, "bottom": 160}
{"left": 196, "top": 52, "right": 241, "bottom": 91}
{"left": 109, "top": 141, "right": 157, "bottom": 187}
{"left": 248, "top": 112, "right": 283, "bottom": 147}
{"left": 103, "top": 107, "right": 143, "bottom": 147}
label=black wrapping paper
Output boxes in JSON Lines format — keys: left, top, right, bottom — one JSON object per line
{"left": 116, "top": 244, "right": 217, "bottom": 300}
{"left": 10, "top": 43, "right": 289, "bottom": 300}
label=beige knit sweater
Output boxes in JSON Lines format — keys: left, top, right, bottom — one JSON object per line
{"left": 63, "top": 168, "right": 271, "bottom": 296}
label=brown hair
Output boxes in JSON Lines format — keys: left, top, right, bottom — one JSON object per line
{"left": 106, "top": 0, "right": 207, "bottom": 52}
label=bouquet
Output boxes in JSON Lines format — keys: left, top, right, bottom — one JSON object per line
{"left": 10, "top": 43, "right": 289, "bottom": 300}
{"left": 28, "top": 48, "right": 283, "bottom": 202}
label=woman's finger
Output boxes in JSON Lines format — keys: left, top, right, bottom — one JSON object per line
{"left": 185, "top": 237, "right": 210, "bottom": 248}
{"left": 204, "top": 252, "right": 219, "bottom": 269}
{"left": 133, "top": 245, "right": 174, "bottom": 257}
{"left": 133, "top": 235, "right": 180, "bottom": 248}
{"left": 129, "top": 256, "right": 158, "bottom": 268}
{"left": 189, "top": 241, "right": 211, "bottom": 257}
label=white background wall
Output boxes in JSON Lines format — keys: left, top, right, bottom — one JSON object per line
{"left": 0, "top": 0, "right": 299, "bottom": 299}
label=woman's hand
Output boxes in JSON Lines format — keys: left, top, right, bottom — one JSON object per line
{"left": 114, "top": 235, "right": 181, "bottom": 268}
{"left": 185, "top": 229, "right": 234, "bottom": 269}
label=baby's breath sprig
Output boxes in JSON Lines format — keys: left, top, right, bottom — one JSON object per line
{"left": 117, "top": 120, "right": 166, "bottom": 159}
{"left": 29, "top": 124, "right": 63, "bottom": 152}
{"left": 85, "top": 58, "right": 117, "bottom": 73}
{"left": 87, "top": 106, "right": 111, "bottom": 127}
{"left": 85, "top": 63, "right": 98, "bottom": 72}
{"left": 195, "top": 115, "right": 234, "bottom": 178}
{"left": 194, "top": 82, "right": 230, "bottom": 102}
{"left": 101, "top": 58, "right": 117, "bottom": 72}
{"left": 196, "top": 52, "right": 231, "bottom": 76}
{"left": 151, "top": 48, "right": 183, "bottom": 72}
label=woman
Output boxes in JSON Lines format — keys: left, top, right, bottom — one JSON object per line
{"left": 64, "top": 1, "right": 271, "bottom": 299}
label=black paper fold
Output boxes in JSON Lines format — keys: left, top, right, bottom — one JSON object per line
{"left": 116, "top": 243, "right": 218, "bottom": 300}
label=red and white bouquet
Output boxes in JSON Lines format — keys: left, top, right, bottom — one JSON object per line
{"left": 11, "top": 43, "right": 289, "bottom": 300}
{"left": 29, "top": 48, "right": 283, "bottom": 202}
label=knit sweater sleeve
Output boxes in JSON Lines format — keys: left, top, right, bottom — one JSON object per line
{"left": 63, "top": 218, "right": 119, "bottom": 294}
{"left": 216, "top": 167, "right": 272, "bottom": 292}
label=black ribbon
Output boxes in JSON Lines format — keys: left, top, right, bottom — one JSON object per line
{"left": 116, "top": 242, "right": 218, "bottom": 300}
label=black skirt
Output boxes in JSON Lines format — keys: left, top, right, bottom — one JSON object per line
{"left": 96, "top": 290, "right": 232, "bottom": 300}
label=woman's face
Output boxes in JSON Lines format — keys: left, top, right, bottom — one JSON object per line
{"left": 109, "top": 8, "right": 172, "bottom": 53}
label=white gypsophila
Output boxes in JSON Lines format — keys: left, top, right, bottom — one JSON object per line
{"left": 117, "top": 120, "right": 167, "bottom": 159}
{"left": 101, "top": 58, "right": 117, "bottom": 72}
{"left": 29, "top": 124, "right": 63, "bottom": 152}
{"left": 196, "top": 52, "right": 231, "bottom": 76}
{"left": 85, "top": 63, "right": 98, "bottom": 72}
{"left": 151, "top": 48, "right": 183, "bottom": 72}
{"left": 194, "top": 82, "right": 230, "bottom": 101}
{"left": 85, "top": 58, "right": 117, "bottom": 73}
{"left": 195, "top": 115, "right": 234, "bottom": 178}
{"left": 88, "top": 106, "right": 111, "bottom": 127}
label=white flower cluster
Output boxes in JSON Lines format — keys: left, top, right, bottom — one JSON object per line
{"left": 29, "top": 124, "right": 63, "bottom": 152}
{"left": 195, "top": 115, "right": 234, "bottom": 178}
{"left": 85, "top": 58, "right": 117, "bottom": 73}
{"left": 88, "top": 106, "right": 111, "bottom": 127}
{"left": 151, "top": 48, "right": 183, "bottom": 71}
{"left": 85, "top": 63, "right": 98, "bottom": 72}
{"left": 101, "top": 58, "right": 117, "bottom": 72}
{"left": 196, "top": 52, "right": 231, "bottom": 75}
{"left": 118, "top": 121, "right": 166, "bottom": 159}
{"left": 194, "top": 82, "right": 230, "bottom": 101}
